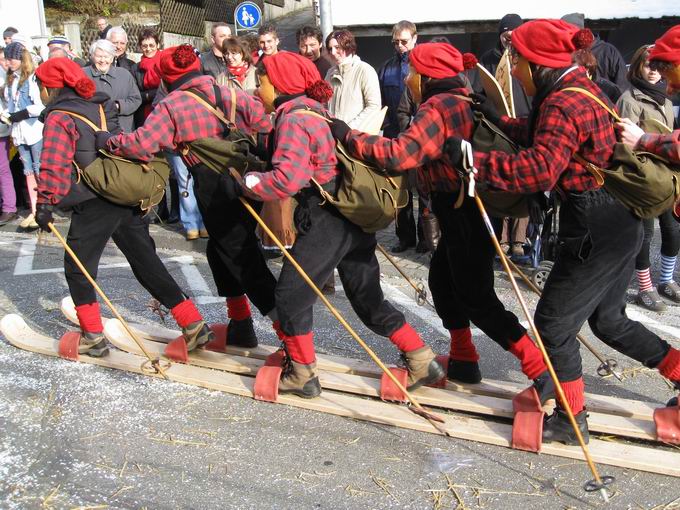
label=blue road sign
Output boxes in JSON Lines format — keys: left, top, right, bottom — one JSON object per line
{"left": 235, "top": 2, "right": 262, "bottom": 30}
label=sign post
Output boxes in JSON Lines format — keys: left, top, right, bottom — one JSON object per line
{"left": 234, "top": 1, "right": 262, "bottom": 34}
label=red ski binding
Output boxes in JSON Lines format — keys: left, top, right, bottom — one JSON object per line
{"left": 58, "top": 331, "right": 81, "bottom": 361}
{"left": 654, "top": 399, "right": 680, "bottom": 444}
{"left": 512, "top": 386, "right": 545, "bottom": 452}
{"left": 254, "top": 351, "right": 284, "bottom": 402}
{"left": 165, "top": 336, "right": 189, "bottom": 363}
{"left": 204, "top": 323, "right": 228, "bottom": 353}
{"left": 380, "top": 367, "right": 409, "bottom": 402}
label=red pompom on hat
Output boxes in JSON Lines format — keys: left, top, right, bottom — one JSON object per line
{"left": 409, "top": 43, "right": 465, "bottom": 79}
{"left": 262, "top": 51, "right": 332, "bottom": 102}
{"left": 35, "top": 57, "right": 96, "bottom": 98}
{"left": 159, "top": 44, "right": 201, "bottom": 84}
{"left": 511, "top": 19, "right": 591, "bottom": 68}
{"left": 462, "top": 53, "right": 478, "bottom": 70}
{"left": 649, "top": 25, "right": 680, "bottom": 65}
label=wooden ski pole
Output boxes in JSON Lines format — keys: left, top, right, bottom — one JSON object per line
{"left": 471, "top": 196, "right": 612, "bottom": 501}
{"left": 237, "top": 197, "right": 449, "bottom": 437}
{"left": 375, "top": 243, "right": 434, "bottom": 307}
{"left": 505, "top": 258, "right": 624, "bottom": 382}
{"left": 47, "top": 223, "right": 170, "bottom": 380}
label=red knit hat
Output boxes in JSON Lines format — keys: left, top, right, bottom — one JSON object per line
{"left": 650, "top": 25, "right": 680, "bottom": 65}
{"left": 159, "top": 44, "right": 201, "bottom": 84}
{"left": 409, "top": 43, "right": 477, "bottom": 79}
{"left": 511, "top": 19, "right": 594, "bottom": 68}
{"left": 35, "top": 57, "right": 96, "bottom": 99}
{"left": 262, "top": 51, "right": 332, "bottom": 103}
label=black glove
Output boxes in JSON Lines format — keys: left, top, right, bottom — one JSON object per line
{"left": 8, "top": 109, "right": 30, "bottom": 123}
{"left": 35, "top": 203, "right": 54, "bottom": 233}
{"left": 444, "top": 136, "right": 465, "bottom": 169}
{"left": 220, "top": 173, "right": 243, "bottom": 201}
{"left": 527, "top": 192, "right": 548, "bottom": 226}
{"left": 469, "top": 93, "right": 500, "bottom": 125}
{"left": 95, "top": 131, "right": 114, "bottom": 151}
{"left": 330, "top": 118, "right": 351, "bottom": 142}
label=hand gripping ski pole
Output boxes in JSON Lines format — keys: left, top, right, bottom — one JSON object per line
{"left": 505, "top": 258, "right": 623, "bottom": 382}
{"left": 47, "top": 223, "right": 170, "bottom": 380}
{"left": 236, "top": 197, "right": 449, "bottom": 437}
{"left": 375, "top": 243, "right": 434, "bottom": 307}
{"left": 460, "top": 145, "right": 613, "bottom": 502}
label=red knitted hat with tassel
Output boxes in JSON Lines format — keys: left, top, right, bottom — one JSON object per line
{"left": 409, "top": 43, "right": 476, "bottom": 79}
{"left": 35, "top": 57, "right": 96, "bottom": 98}
{"left": 262, "top": 51, "right": 333, "bottom": 103}
{"left": 159, "top": 44, "right": 201, "bottom": 84}
{"left": 649, "top": 25, "right": 680, "bottom": 65}
{"left": 511, "top": 19, "right": 594, "bottom": 68}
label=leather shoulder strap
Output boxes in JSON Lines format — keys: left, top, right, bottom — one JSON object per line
{"left": 51, "top": 107, "right": 107, "bottom": 132}
{"left": 184, "top": 89, "right": 236, "bottom": 128}
{"left": 561, "top": 87, "right": 621, "bottom": 122}
{"left": 291, "top": 108, "right": 330, "bottom": 123}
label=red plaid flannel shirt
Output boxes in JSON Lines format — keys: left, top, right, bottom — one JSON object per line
{"left": 475, "top": 69, "right": 616, "bottom": 193}
{"left": 107, "top": 75, "right": 271, "bottom": 165}
{"left": 248, "top": 96, "right": 338, "bottom": 201}
{"left": 38, "top": 112, "right": 79, "bottom": 205}
{"left": 343, "top": 88, "right": 475, "bottom": 194}
{"left": 638, "top": 130, "right": 680, "bottom": 164}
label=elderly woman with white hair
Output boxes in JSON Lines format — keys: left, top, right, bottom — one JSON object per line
{"left": 83, "top": 39, "right": 141, "bottom": 132}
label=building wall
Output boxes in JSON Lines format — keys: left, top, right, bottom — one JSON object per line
{"left": 0, "top": 0, "right": 48, "bottom": 56}
{"left": 264, "top": 0, "right": 313, "bottom": 21}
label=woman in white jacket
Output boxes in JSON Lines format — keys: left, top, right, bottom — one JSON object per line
{"left": 1, "top": 42, "right": 44, "bottom": 229}
{"left": 324, "top": 29, "right": 381, "bottom": 128}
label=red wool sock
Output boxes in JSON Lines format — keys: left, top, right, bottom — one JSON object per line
{"left": 657, "top": 347, "right": 680, "bottom": 382}
{"left": 171, "top": 299, "right": 203, "bottom": 328}
{"left": 449, "top": 328, "right": 479, "bottom": 362}
{"left": 390, "top": 323, "right": 426, "bottom": 353}
{"left": 75, "top": 302, "right": 103, "bottom": 334}
{"left": 284, "top": 332, "right": 316, "bottom": 364}
{"left": 560, "top": 377, "right": 586, "bottom": 414}
{"left": 508, "top": 334, "right": 547, "bottom": 380}
{"left": 227, "top": 295, "right": 251, "bottom": 321}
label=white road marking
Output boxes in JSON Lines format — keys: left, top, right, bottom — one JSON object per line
{"left": 626, "top": 309, "right": 680, "bottom": 340}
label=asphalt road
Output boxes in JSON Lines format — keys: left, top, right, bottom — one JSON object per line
{"left": 1, "top": 217, "right": 680, "bottom": 510}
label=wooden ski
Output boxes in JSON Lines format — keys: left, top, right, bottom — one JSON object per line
{"left": 3, "top": 313, "right": 679, "bottom": 478}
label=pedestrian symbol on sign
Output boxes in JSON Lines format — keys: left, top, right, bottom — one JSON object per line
{"left": 234, "top": 1, "right": 262, "bottom": 33}
{"left": 241, "top": 7, "right": 255, "bottom": 27}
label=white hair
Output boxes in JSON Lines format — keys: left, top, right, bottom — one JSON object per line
{"left": 106, "top": 26, "right": 128, "bottom": 43}
{"left": 90, "top": 39, "right": 116, "bottom": 58}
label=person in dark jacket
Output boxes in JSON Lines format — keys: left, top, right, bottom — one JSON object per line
{"left": 296, "top": 25, "right": 332, "bottom": 80}
{"left": 200, "top": 22, "right": 232, "bottom": 80}
{"left": 243, "top": 51, "right": 445, "bottom": 398}
{"left": 133, "top": 29, "right": 162, "bottom": 125}
{"left": 96, "top": 17, "right": 112, "bottom": 40}
{"left": 34, "top": 57, "right": 213, "bottom": 357}
{"left": 107, "top": 27, "right": 136, "bottom": 74}
{"left": 454, "top": 19, "right": 680, "bottom": 444}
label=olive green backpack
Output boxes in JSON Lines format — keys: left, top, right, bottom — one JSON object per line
{"left": 53, "top": 107, "right": 170, "bottom": 211}
{"left": 293, "top": 109, "right": 409, "bottom": 234}
{"left": 563, "top": 87, "right": 680, "bottom": 220}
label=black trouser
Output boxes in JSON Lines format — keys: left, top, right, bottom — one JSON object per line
{"left": 428, "top": 192, "right": 526, "bottom": 346}
{"left": 395, "top": 190, "right": 424, "bottom": 245}
{"left": 635, "top": 208, "right": 680, "bottom": 269}
{"left": 535, "top": 189, "right": 671, "bottom": 381}
{"left": 189, "top": 163, "right": 276, "bottom": 315}
{"left": 276, "top": 194, "right": 405, "bottom": 336}
{"left": 65, "top": 196, "right": 186, "bottom": 308}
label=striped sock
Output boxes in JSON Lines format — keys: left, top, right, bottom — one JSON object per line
{"left": 659, "top": 255, "right": 677, "bottom": 284}
{"left": 637, "top": 268, "right": 653, "bottom": 292}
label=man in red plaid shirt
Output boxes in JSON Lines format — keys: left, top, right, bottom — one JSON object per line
{"left": 243, "top": 51, "right": 445, "bottom": 398}
{"left": 334, "top": 43, "right": 551, "bottom": 397}
{"left": 449, "top": 19, "right": 680, "bottom": 444}
{"left": 98, "top": 45, "right": 278, "bottom": 348}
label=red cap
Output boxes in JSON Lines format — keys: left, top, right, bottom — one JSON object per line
{"left": 511, "top": 19, "right": 594, "bottom": 68}
{"left": 159, "top": 45, "right": 201, "bottom": 84}
{"left": 650, "top": 25, "right": 680, "bottom": 65}
{"left": 35, "top": 57, "right": 96, "bottom": 98}
{"left": 262, "top": 51, "right": 332, "bottom": 103}
{"left": 409, "top": 43, "right": 475, "bottom": 79}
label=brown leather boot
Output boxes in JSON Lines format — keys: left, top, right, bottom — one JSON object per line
{"left": 402, "top": 346, "right": 446, "bottom": 390}
{"left": 182, "top": 320, "right": 214, "bottom": 351}
{"left": 79, "top": 331, "right": 109, "bottom": 357}
{"left": 279, "top": 360, "right": 322, "bottom": 399}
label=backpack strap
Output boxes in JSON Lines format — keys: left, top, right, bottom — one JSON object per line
{"left": 51, "top": 105, "right": 108, "bottom": 132}
{"left": 184, "top": 87, "right": 236, "bottom": 129}
{"left": 561, "top": 87, "right": 622, "bottom": 122}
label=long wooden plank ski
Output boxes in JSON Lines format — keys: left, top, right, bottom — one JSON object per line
{"left": 60, "top": 297, "right": 657, "bottom": 421}
{"left": 103, "top": 319, "right": 657, "bottom": 442}
{"left": 3, "top": 313, "right": 680, "bottom": 478}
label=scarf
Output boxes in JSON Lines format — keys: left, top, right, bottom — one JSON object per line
{"left": 421, "top": 76, "right": 468, "bottom": 103}
{"left": 138, "top": 52, "right": 162, "bottom": 90}
{"left": 228, "top": 64, "right": 249, "bottom": 84}
{"left": 630, "top": 76, "right": 668, "bottom": 106}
